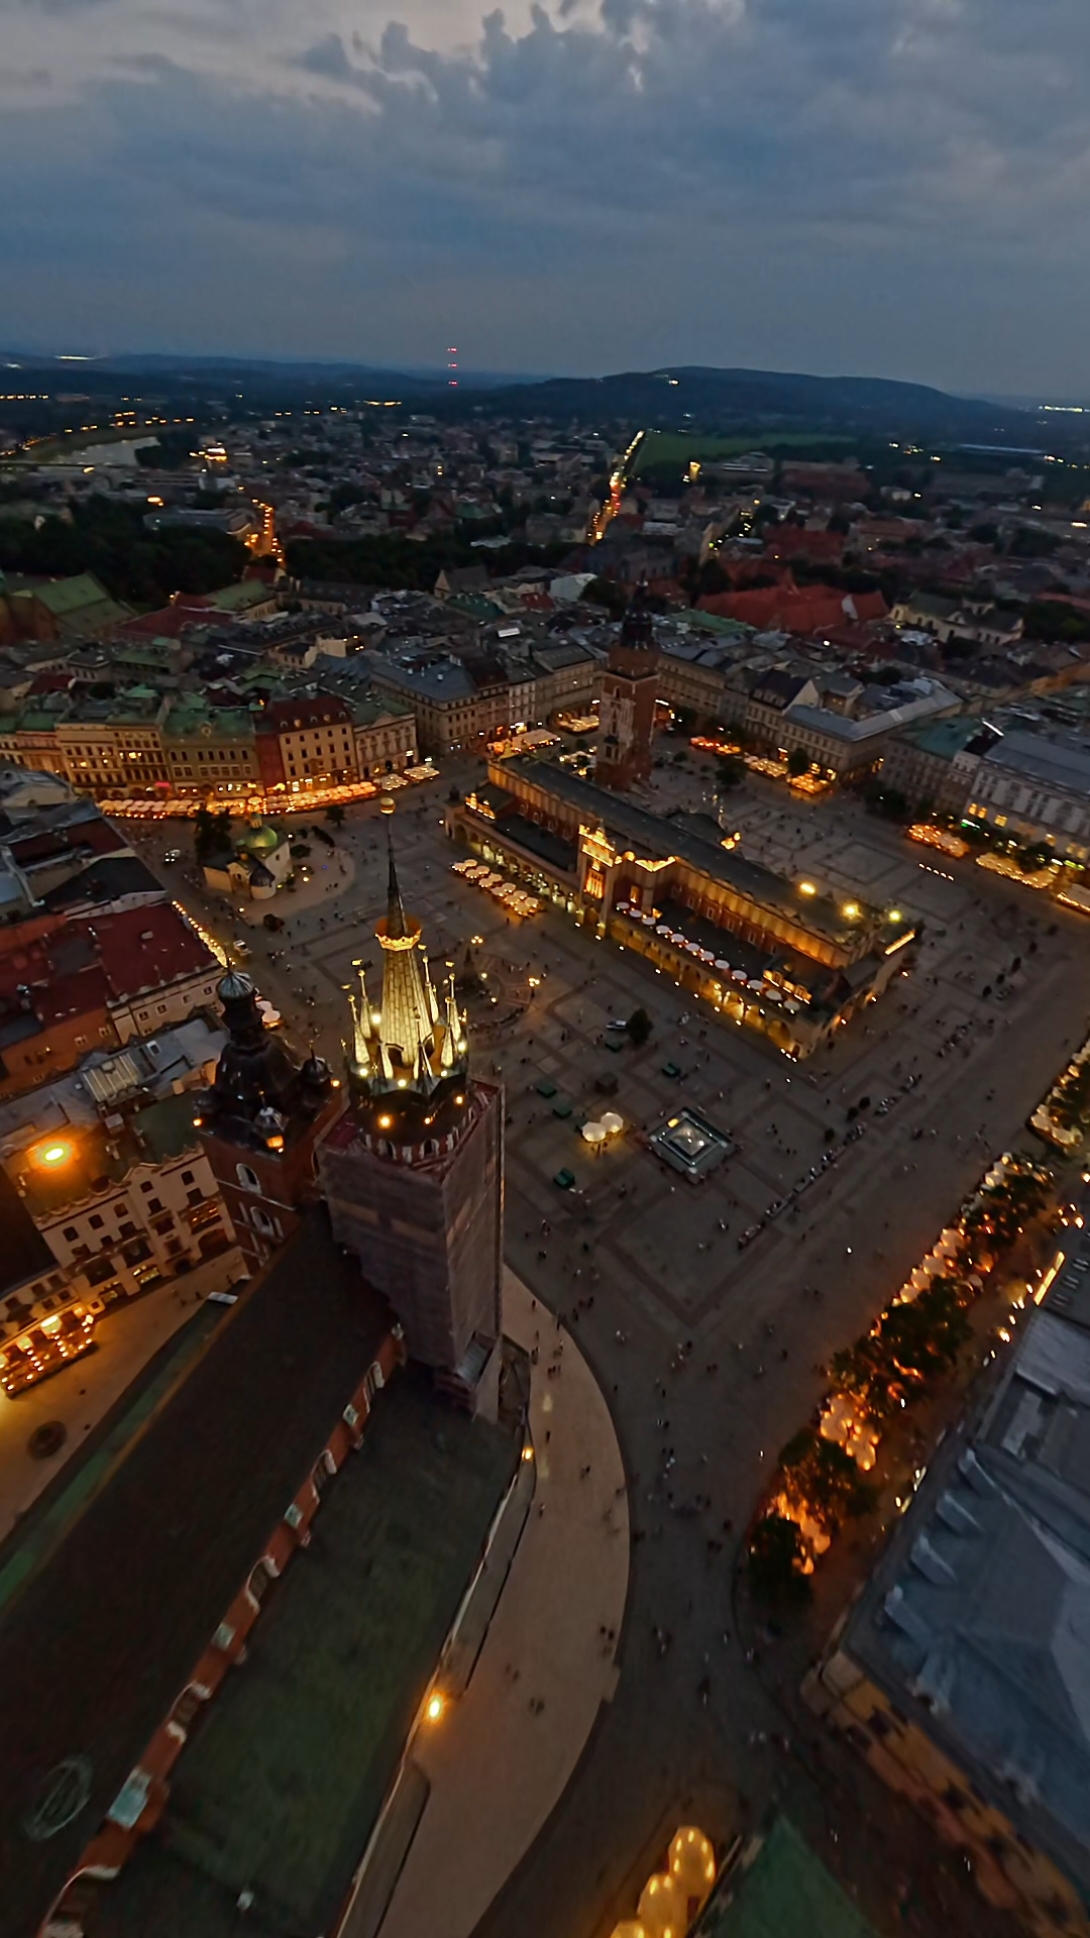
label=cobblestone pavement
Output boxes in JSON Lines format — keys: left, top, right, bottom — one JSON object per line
{"left": 139, "top": 770, "right": 1086, "bottom": 1938}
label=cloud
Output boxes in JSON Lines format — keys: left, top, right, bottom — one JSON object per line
{"left": 297, "top": 33, "right": 362, "bottom": 83}
{"left": 2, "top": 0, "right": 1090, "bottom": 389}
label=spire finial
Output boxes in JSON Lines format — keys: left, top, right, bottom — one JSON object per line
{"left": 385, "top": 825, "right": 407, "bottom": 941}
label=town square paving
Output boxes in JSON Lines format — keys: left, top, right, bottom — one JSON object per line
{"left": 137, "top": 767, "right": 1088, "bottom": 1938}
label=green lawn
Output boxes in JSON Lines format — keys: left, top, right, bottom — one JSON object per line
{"left": 629, "top": 430, "right": 853, "bottom": 476}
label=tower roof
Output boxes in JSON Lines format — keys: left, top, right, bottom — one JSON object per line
{"left": 346, "top": 830, "right": 466, "bottom": 1108}
{"left": 619, "top": 575, "right": 655, "bottom": 653}
{"left": 385, "top": 828, "right": 408, "bottom": 942}
{"left": 199, "top": 969, "right": 332, "bottom": 1151}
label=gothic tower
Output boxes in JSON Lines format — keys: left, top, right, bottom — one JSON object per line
{"left": 595, "top": 577, "right": 658, "bottom": 792}
{"left": 194, "top": 970, "right": 341, "bottom": 1274}
{"left": 316, "top": 832, "right": 503, "bottom": 1415}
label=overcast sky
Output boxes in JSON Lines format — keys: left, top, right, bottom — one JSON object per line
{"left": 2, "top": 0, "right": 1088, "bottom": 395}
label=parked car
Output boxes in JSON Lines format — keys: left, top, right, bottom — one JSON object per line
{"left": 163, "top": 849, "right": 183, "bottom": 864}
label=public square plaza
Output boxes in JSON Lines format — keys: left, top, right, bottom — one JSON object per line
{"left": 129, "top": 758, "right": 1089, "bottom": 1938}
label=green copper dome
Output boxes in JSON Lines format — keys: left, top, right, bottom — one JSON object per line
{"left": 237, "top": 819, "right": 281, "bottom": 856}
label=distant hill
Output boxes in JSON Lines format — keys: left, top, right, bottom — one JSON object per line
{"left": 0, "top": 352, "right": 545, "bottom": 394}
{"left": 437, "top": 364, "right": 1050, "bottom": 444}
{"left": 0, "top": 351, "right": 1071, "bottom": 454}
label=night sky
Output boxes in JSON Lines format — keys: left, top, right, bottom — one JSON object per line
{"left": 2, "top": 0, "right": 1085, "bottom": 394}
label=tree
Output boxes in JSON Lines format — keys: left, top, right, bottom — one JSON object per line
{"left": 0, "top": 493, "right": 248, "bottom": 606}
{"left": 626, "top": 1007, "right": 652, "bottom": 1047}
{"left": 325, "top": 803, "right": 346, "bottom": 828}
{"left": 747, "top": 1514, "right": 812, "bottom": 1606}
{"left": 786, "top": 747, "right": 810, "bottom": 778}
{"left": 778, "top": 1429, "right": 878, "bottom": 1534}
{"left": 715, "top": 755, "right": 746, "bottom": 794}
{"left": 193, "top": 806, "right": 218, "bottom": 864}
{"left": 194, "top": 806, "right": 232, "bottom": 864}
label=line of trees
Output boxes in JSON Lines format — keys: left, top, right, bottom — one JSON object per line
{"left": 0, "top": 496, "right": 248, "bottom": 607}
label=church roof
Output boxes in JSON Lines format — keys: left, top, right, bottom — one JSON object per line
{"left": 0, "top": 1212, "right": 392, "bottom": 1938}
{"left": 236, "top": 821, "right": 281, "bottom": 857}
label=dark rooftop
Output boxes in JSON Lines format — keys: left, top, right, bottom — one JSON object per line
{"left": 699, "top": 1817, "right": 880, "bottom": 1938}
{"left": 43, "top": 856, "right": 166, "bottom": 913}
{"left": 0, "top": 1162, "right": 54, "bottom": 1299}
{"left": 90, "top": 1366, "right": 520, "bottom": 1938}
{"left": 0, "top": 1210, "right": 392, "bottom": 1938}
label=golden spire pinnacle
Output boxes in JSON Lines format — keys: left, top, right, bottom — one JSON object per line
{"left": 344, "top": 816, "right": 469, "bottom": 1102}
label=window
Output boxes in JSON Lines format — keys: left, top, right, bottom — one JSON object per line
{"left": 63, "top": 1226, "right": 78, "bottom": 1242}
{"left": 181, "top": 1171, "right": 194, "bottom": 1185}
{"left": 247, "top": 1561, "right": 273, "bottom": 1605}
{"left": 147, "top": 1197, "right": 163, "bottom": 1214}
{"left": 89, "top": 1214, "right": 104, "bottom": 1231}
{"left": 236, "top": 1163, "right": 260, "bottom": 1192}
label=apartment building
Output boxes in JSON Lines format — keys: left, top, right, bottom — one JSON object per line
{"left": 254, "top": 694, "right": 358, "bottom": 790}
{"left": 0, "top": 1015, "right": 239, "bottom": 1357}
{"left": 350, "top": 693, "right": 418, "bottom": 778}
{"left": 369, "top": 635, "right": 598, "bottom": 755}
{"left": 0, "top": 901, "right": 221, "bottom": 1094}
{"left": 161, "top": 699, "right": 261, "bottom": 799}
{"left": 807, "top": 1196, "right": 1090, "bottom": 1938}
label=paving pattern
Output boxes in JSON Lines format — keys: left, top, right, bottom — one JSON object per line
{"left": 129, "top": 768, "right": 1089, "bottom": 1938}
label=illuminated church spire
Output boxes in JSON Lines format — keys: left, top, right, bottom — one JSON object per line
{"left": 375, "top": 832, "right": 436, "bottom": 1077}
{"left": 345, "top": 818, "right": 468, "bottom": 1109}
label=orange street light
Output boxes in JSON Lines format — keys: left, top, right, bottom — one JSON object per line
{"left": 34, "top": 1140, "right": 72, "bottom": 1168}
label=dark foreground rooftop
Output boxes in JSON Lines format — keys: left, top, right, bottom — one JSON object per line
{"left": 89, "top": 1366, "right": 520, "bottom": 1937}
{"left": 0, "top": 1210, "right": 391, "bottom": 1937}
{"left": 698, "top": 1817, "right": 880, "bottom": 1938}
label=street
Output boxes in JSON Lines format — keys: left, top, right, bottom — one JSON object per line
{"left": 122, "top": 768, "right": 1086, "bottom": 1937}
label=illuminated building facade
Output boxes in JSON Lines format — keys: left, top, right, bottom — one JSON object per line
{"left": 451, "top": 756, "right": 918, "bottom": 1057}
{"left": 317, "top": 833, "right": 503, "bottom": 1412}
{"left": 595, "top": 579, "right": 658, "bottom": 792}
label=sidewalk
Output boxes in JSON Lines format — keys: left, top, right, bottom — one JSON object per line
{"left": 0, "top": 1249, "right": 241, "bottom": 1533}
{"left": 377, "top": 1267, "right": 630, "bottom": 1938}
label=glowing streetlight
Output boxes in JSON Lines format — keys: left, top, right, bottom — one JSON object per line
{"left": 35, "top": 1140, "right": 72, "bottom": 1168}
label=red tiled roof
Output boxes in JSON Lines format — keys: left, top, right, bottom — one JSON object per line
{"left": 119, "top": 599, "right": 212, "bottom": 639}
{"left": 8, "top": 816, "right": 126, "bottom": 869}
{"left": 35, "top": 964, "right": 112, "bottom": 1024}
{"left": 763, "top": 528, "right": 845, "bottom": 564}
{"left": 26, "top": 672, "right": 75, "bottom": 695}
{"left": 261, "top": 696, "right": 353, "bottom": 734}
{"left": 699, "top": 585, "right": 887, "bottom": 635}
{"left": 73, "top": 904, "right": 216, "bottom": 1003}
